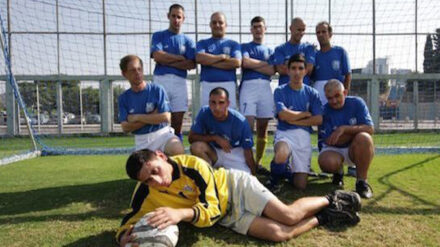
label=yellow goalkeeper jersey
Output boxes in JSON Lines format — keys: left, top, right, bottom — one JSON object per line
{"left": 116, "top": 154, "right": 229, "bottom": 242}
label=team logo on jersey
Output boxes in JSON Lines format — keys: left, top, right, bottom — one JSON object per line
{"left": 332, "top": 60, "right": 340, "bottom": 71}
{"left": 208, "top": 44, "right": 216, "bottom": 53}
{"left": 223, "top": 46, "right": 231, "bottom": 55}
{"left": 145, "top": 102, "right": 155, "bottom": 113}
{"left": 183, "top": 185, "right": 193, "bottom": 192}
{"left": 129, "top": 109, "right": 134, "bottom": 113}
{"left": 349, "top": 117, "right": 357, "bottom": 125}
{"left": 179, "top": 45, "right": 186, "bottom": 55}
{"left": 164, "top": 44, "right": 169, "bottom": 49}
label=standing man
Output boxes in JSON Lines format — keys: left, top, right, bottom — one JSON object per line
{"left": 313, "top": 21, "right": 352, "bottom": 105}
{"left": 151, "top": 4, "right": 196, "bottom": 141}
{"left": 272, "top": 17, "right": 316, "bottom": 86}
{"left": 196, "top": 12, "right": 241, "bottom": 108}
{"left": 268, "top": 54, "right": 322, "bottom": 191}
{"left": 118, "top": 54, "right": 184, "bottom": 155}
{"left": 318, "top": 80, "right": 374, "bottom": 198}
{"left": 240, "top": 16, "right": 275, "bottom": 169}
{"left": 189, "top": 87, "right": 256, "bottom": 174}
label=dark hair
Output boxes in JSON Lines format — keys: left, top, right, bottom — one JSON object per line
{"left": 287, "top": 53, "right": 307, "bottom": 68}
{"left": 250, "top": 16, "right": 265, "bottom": 26}
{"left": 125, "top": 149, "right": 157, "bottom": 180}
{"left": 169, "top": 4, "right": 184, "bottom": 13}
{"left": 209, "top": 87, "right": 229, "bottom": 99}
{"left": 119, "top": 55, "right": 143, "bottom": 72}
{"left": 316, "top": 21, "right": 332, "bottom": 34}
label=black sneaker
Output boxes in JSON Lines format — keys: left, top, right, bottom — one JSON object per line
{"left": 256, "top": 164, "right": 271, "bottom": 176}
{"left": 356, "top": 180, "right": 373, "bottom": 199}
{"left": 327, "top": 190, "right": 362, "bottom": 212}
{"left": 332, "top": 173, "right": 344, "bottom": 187}
{"left": 264, "top": 179, "right": 282, "bottom": 194}
{"left": 316, "top": 207, "right": 360, "bottom": 227}
{"left": 347, "top": 166, "right": 357, "bottom": 177}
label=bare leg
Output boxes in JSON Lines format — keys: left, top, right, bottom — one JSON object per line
{"left": 255, "top": 118, "right": 270, "bottom": 165}
{"left": 164, "top": 137, "right": 185, "bottom": 156}
{"left": 189, "top": 141, "right": 218, "bottom": 165}
{"left": 349, "top": 132, "right": 374, "bottom": 180}
{"left": 171, "top": 112, "right": 185, "bottom": 136}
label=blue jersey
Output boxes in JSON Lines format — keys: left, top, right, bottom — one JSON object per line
{"left": 150, "top": 29, "right": 196, "bottom": 78}
{"left": 312, "top": 46, "right": 351, "bottom": 82}
{"left": 274, "top": 83, "right": 322, "bottom": 132}
{"left": 118, "top": 83, "right": 170, "bottom": 135}
{"left": 191, "top": 106, "right": 253, "bottom": 149}
{"left": 321, "top": 96, "right": 373, "bottom": 147}
{"left": 272, "top": 42, "right": 316, "bottom": 85}
{"left": 241, "top": 41, "right": 273, "bottom": 81}
{"left": 196, "top": 37, "right": 242, "bottom": 82}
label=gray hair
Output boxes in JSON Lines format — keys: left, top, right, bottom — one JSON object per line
{"left": 324, "top": 79, "right": 344, "bottom": 92}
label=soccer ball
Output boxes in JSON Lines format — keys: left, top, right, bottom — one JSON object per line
{"left": 125, "top": 212, "right": 179, "bottom": 247}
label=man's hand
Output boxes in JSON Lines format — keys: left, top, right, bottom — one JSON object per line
{"left": 214, "top": 136, "right": 232, "bottom": 153}
{"left": 327, "top": 126, "right": 346, "bottom": 145}
{"left": 120, "top": 225, "right": 138, "bottom": 247}
{"left": 127, "top": 109, "right": 158, "bottom": 122}
{"left": 147, "top": 207, "right": 184, "bottom": 230}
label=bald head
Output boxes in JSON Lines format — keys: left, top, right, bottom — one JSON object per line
{"left": 291, "top": 17, "right": 305, "bottom": 26}
{"left": 290, "top": 17, "right": 306, "bottom": 43}
{"left": 325, "top": 79, "right": 344, "bottom": 93}
{"left": 210, "top": 12, "right": 227, "bottom": 38}
{"left": 325, "top": 79, "right": 347, "bottom": 109}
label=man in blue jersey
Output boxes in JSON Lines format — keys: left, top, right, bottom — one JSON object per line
{"left": 313, "top": 21, "right": 352, "bottom": 105}
{"left": 318, "top": 80, "right": 374, "bottom": 198}
{"left": 272, "top": 17, "right": 316, "bottom": 86}
{"left": 118, "top": 54, "right": 184, "bottom": 155}
{"left": 240, "top": 16, "right": 275, "bottom": 171}
{"left": 196, "top": 12, "right": 241, "bottom": 108}
{"left": 151, "top": 4, "right": 196, "bottom": 141}
{"left": 268, "top": 54, "right": 322, "bottom": 191}
{"left": 188, "top": 87, "right": 256, "bottom": 174}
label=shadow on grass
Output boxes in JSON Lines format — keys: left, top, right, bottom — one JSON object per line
{"left": 62, "top": 230, "right": 116, "bottom": 247}
{"left": 367, "top": 154, "right": 440, "bottom": 215}
{"left": 0, "top": 179, "right": 135, "bottom": 221}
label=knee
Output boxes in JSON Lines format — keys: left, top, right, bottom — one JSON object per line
{"left": 353, "top": 132, "right": 373, "bottom": 147}
{"left": 293, "top": 179, "right": 307, "bottom": 191}
{"left": 318, "top": 154, "right": 342, "bottom": 173}
{"left": 268, "top": 225, "right": 290, "bottom": 242}
{"left": 190, "top": 141, "right": 207, "bottom": 155}
{"left": 166, "top": 138, "right": 185, "bottom": 155}
{"left": 274, "top": 148, "right": 290, "bottom": 163}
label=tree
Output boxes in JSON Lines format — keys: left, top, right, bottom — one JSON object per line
{"left": 433, "top": 28, "right": 440, "bottom": 72}
{"left": 423, "top": 34, "right": 434, "bottom": 73}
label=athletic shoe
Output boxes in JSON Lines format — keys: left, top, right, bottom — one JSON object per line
{"left": 332, "top": 173, "right": 344, "bottom": 187}
{"left": 327, "top": 190, "right": 362, "bottom": 212}
{"left": 347, "top": 166, "right": 357, "bottom": 177}
{"left": 356, "top": 180, "right": 373, "bottom": 199}
{"left": 316, "top": 207, "right": 360, "bottom": 227}
{"left": 264, "top": 179, "right": 282, "bottom": 194}
{"left": 256, "top": 164, "right": 271, "bottom": 176}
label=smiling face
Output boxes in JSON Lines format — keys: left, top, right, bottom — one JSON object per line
{"left": 137, "top": 151, "right": 173, "bottom": 188}
{"left": 210, "top": 12, "right": 227, "bottom": 38}
{"left": 168, "top": 7, "right": 185, "bottom": 33}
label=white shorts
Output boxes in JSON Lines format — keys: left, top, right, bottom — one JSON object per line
{"left": 219, "top": 169, "right": 276, "bottom": 235}
{"left": 274, "top": 128, "right": 312, "bottom": 173}
{"left": 201, "top": 81, "right": 237, "bottom": 109}
{"left": 313, "top": 80, "right": 328, "bottom": 105}
{"left": 320, "top": 143, "right": 355, "bottom": 166}
{"left": 239, "top": 79, "right": 274, "bottom": 118}
{"left": 214, "top": 147, "right": 250, "bottom": 174}
{"left": 134, "top": 126, "right": 176, "bottom": 151}
{"left": 154, "top": 74, "right": 188, "bottom": 112}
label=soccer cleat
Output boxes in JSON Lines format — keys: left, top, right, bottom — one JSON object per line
{"left": 347, "top": 166, "right": 357, "bottom": 177}
{"left": 356, "top": 180, "right": 373, "bottom": 199}
{"left": 332, "top": 173, "right": 344, "bottom": 187}
{"left": 256, "top": 164, "right": 271, "bottom": 176}
{"left": 316, "top": 207, "right": 360, "bottom": 227}
{"left": 327, "top": 190, "right": 362, "bottom": 212}
{"left": 264, "top": 178, "right": 282, "bottom": 194}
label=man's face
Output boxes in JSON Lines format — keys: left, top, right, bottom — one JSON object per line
{"left": 209, "top": 92, "right": 229, "bottom": 121}
{"left": 251, "top": 21, "right": 266, "bottom": 41}
{"left": 290, "top": 21, "right": 306, "bottom": 43}
{"left": 287, "top": 61, "right": 306, "bottom": 83}
{"left": 210, "top": 13, "right": 226, "bottom": 38}
{"left": 325, "top": 86, "right": 347, "bottom": 109}
{"left": 168, "top": 7, "right": 185, "bottom": 32}
{"left": 137, "top": 151, "right": 173, "bottom": 188}
{"left": 316, "top": 24, "right": 332, "bottom": 47}
{"left": 122, "top": 58, "right": 144, "bottom": 87}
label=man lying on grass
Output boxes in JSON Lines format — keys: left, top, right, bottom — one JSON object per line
{"left": 117, "top": 149, "right": 362, "bottom": 245}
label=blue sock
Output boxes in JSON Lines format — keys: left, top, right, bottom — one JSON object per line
{"left": 176, "top": 133, "right": 183, "bottom": 142}
{"left": 270, "top": 160, "right": 288, "bottom": 184}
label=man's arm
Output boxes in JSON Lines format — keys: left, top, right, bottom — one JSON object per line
{"left": 306, "top": 63, "right": 314, "bottom": 77}
{"left": 152, "top": 50, "right": 186, "bottom": 65}
{"left": 188, "top": 130, "right": 232, "bottom": 152}
{"left": 275, "top": 64, "right": 288, "bottom": 75}
{"left": 210, "top": 57, "right": 241, "bottom": 70}
{"left": 343, "top": 73, "right": 352, "bottom": 92}
{"left": 289, "top": 115, "right": 323, "bottom": 126}
{"left": 242, "top": 57, "right": 275, "bottom": 75}
{"left": 120, "top": 121, "right": 146, "bottom": 133}
{"left": 196, "top": 53, "right": 227, "bottom": 66}
{"left": 243, "top": 148, "right": 256, "bottom": 175}
{"left": 326, "top": 124, "right": 374, "bottom": 146}
{"left": 127, "top": 112, "right": 171, "bottom": 125}
{"left": 168, "top": 59, "right": 196, "bottom": 70}
{"left": 278, "top": 109, "right": 312, "bottom": 123}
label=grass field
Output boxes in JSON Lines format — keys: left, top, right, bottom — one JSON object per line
{"left": 1, "top": 152, "right": 439, "bottom": 246}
